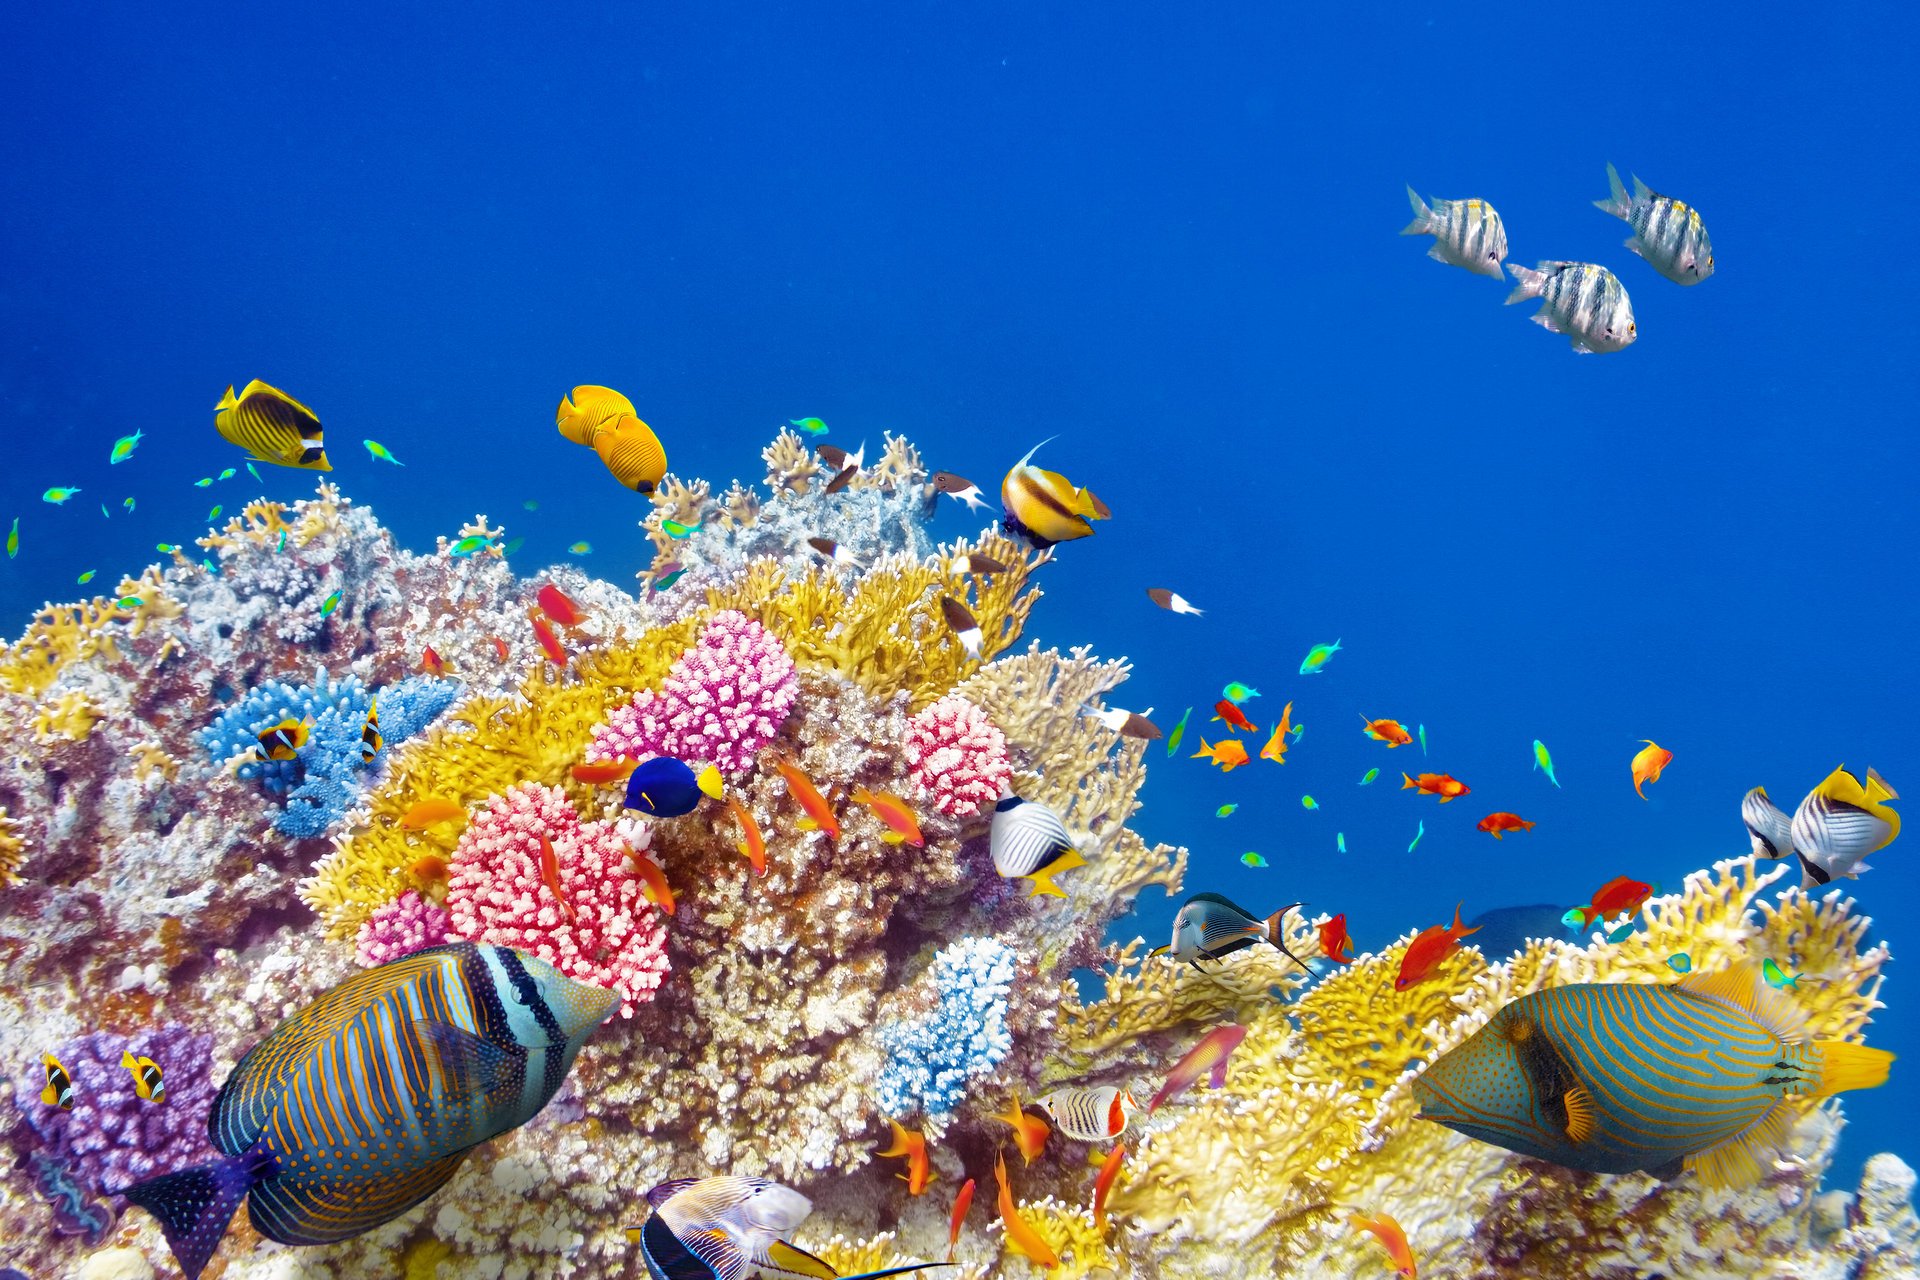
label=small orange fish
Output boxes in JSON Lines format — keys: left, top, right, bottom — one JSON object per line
{"left": 1395, "top": 902, "right": 1481, "bottom": 991}
{"left": 1400, "top": 772, "right": 1470, "bottom": 802}
{"left": 876, "top": 1118, "right": 934, "bottom": 1195}
{"left": 489, "top": 635, "right": 509, "bottom": 662}
{"left": 1350, "top": 1211, "right": 1417, "bottom": 1278}
{"left": 408, "top": 853, "right": 450, "bottom": 883}
{"left": 725, "top": 796, "right": 768, "bottom": 876}
{"left": 626, "top": 847, "right": 676, "bottom": 915}
{"left": 1318, "top": 913, "right": 1355, "bottom": 965}
{"left": 1566, "top": 874, "right": 1652, "bottom": 928}
{"left": 399, "top": 796, "right": 465, "bottom": 829}
{"left": 1261, "top": 701, "right": 1294, "bottom": 763}
{"left": 994, "top": 1151, "right": 1061, "bottom": 1270}
{"left": 994, "top": 1092, "right": 1052, "bottom": 1165}
{"left": 421, "top": 645, "right": 446, "bottom": 676}
{"left": 572, "top": 758, "right": 639, "bottom": 785}
{"left": 1091, "top": 1145, "right": 1126, "bottom": 1232}
{"left": 537, "top": 833, "right": 576, "bottom": 924}
{"left": 850, "top": 786, "right": 924, "bottom": 846}
{"left": 1147, "top": 1024, "right": 1247, "bottom": 1112}
{"left": 1631, "top": 739, "right": 1673, "bottom": 799}
{"left": 947, "top": 1176, "right": 975, "bottom": 1263}
{"left": 774, "top": 757, "right": 840, "bottom": 841}
{"left": 1192, "top": 737, "right": 1250, "bottom": 772}
{"left": 1360, "top": 715, "right": 1413, "bottom": 747}
{"left": 1211, "top": 700, "right": 1257, "bottom": 733}
{"left": 1475, "top": 812, "right": 1535, "bottom": 839}
{"left": 536, "top": 582, "right": 586, "bottom": 626}
{"left": 530, "top": 611, "right": 568, "bottom": 666}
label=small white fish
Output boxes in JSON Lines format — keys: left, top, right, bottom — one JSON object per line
{"left": 1079, "top": 704, "right": 1161, "bottom": 740}
{"left": 1146, "top": 588, "right": 1203, "bottom": 616}
{"left": 1401, "top": 187, "right": 1509, "bottom": 279}
{"left": 1594, "top": 163, "right": 1714, "bottom": 285}
{"left": 1741, "top": 786, "right": 1795, "bottom": 860}
{"left": 1505, "top": 261, "right": 1636, "bottom": 354}
{"left": 1790, "top": 765, "right": 1899, "bottom": 889}
{"left": 931, "top": 471, "right": 990, "bottom": 512}
{"left": 940, "top": 596, "right": 982, "bottom": 660}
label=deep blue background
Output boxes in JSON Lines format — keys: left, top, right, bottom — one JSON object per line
{"left": 4, "top": 2, "right": 1915, "bottom": 1184}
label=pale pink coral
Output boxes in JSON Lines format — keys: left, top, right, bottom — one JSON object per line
{"left": 354, "top": 889, "right": 451, "bottom": 967}
{"left": 588, "top": 609, "right": 797, "bottom": 775}
{"left": 905, "top": 695, "right": 1012, "bottom": 818}
{"left": 443, "top": 782, "right": 670, "bottom": 1017}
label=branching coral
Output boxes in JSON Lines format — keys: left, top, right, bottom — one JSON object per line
{"left": 763, "top": 427, "right": 824, "bottom": 495}
{"left": 31, "top": 689, "right": 102, "bottom": 742}
{"left": 875, "top": 937, "right": 1017, "bottom": 1125}
{"left": 354, "top": 889, "right": 452, "bottom": 967}
{"left": 0, "top": 598, "right": 124, "bottom": 697}
{"left": 0, "top": 805, "right": 23, "bottom": 884}
{"left": 905, "top": 696, "right": 1012, "bottom": 818}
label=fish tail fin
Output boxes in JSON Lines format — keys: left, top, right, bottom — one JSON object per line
{"left": 114, "top": 1153, "right": 262, "bottom": 1280}
{"left": 1504, "top": 262, "right": 1545, "bottom": 304}
{"left": 696, "top": 764, "right": 725, "bottom": 800}
{"left": 1814, "top": 1041, "right": 1894, "bottom": 1097}
{"left": 1400, "top": 773, "right": 1416, "bottom": 790}
{"left": 1451, "top": 901, "right": 1480, "bottom": 937}
{"left": 1400, "top": 185, "right": 1433, "bottom": 235}
{"left": 1024, "top": 847, "right": 1087, "bottom": 898}
{"left": 1593, "top": 162, "right": 1631, "bottom": 218}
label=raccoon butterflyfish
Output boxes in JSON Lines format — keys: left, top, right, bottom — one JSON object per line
{"left": 214, "top": 381, "right": 330, "bottom": 471}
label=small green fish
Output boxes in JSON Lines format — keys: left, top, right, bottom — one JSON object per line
{"left": 1298, "top": 639, "right": 1341, "bottom": 675}
{"left": 6, "top": 517, "right": 18, "bottom": 558}
{"left": 276, "top": 529, "right": 287, "bottom": 553}
{"left": 1408, "top": 819, "right": 1425, "bottom": 852}
{"left": 1666, "top": 953, "right": 1693, "bottom": 973}
{"left": 1359, "top": 768, "right": 1380, "bottom": 786}
{"left": 1240, "top": 852, "right": 1268, "bottom": 868}
{"left": 1418, "top": 723, "right": 1428, "bottom": 755}
{"left": 156, "top": 542, "right": 177, "bottom": 554}
{"left": 1222, "top": 682, "right": 1260, "bottom": 704}
{"left": 201, "top": 558, "right": 218, "bottom": 575}
{"left": 194, "top": 477, "right": 214, "bottom": 488}
{"left": 101, "top": 504, "right": 110, "bottom": 517}
{"left": 1215, "top": 804, "right": 1238, "bottom": 818}
{"left": 207, "top": 505, "right": 223, "bottom": 521}
{"left": 523, "top": 500, "right": 539, "bottom": 511}
{"left": 1560, "top": 907, "right": 1587, "bottom": 931}
{"left": 1533, "top": 738, "right": 1560, "bottom": 787}
{"left": 123, "top": 497, "right": 136, "bottom": 512}
{"left": 1301, "top": 795, "right": 1319, "bottom": 811}
{"left": 568, "top": 541, "right": 593, "bottom": 555}
{"left": 246, "top": 462, "right": 263, "bottom": 483}
{"left": 1606, "top": 922, "right": 1636, "bottom": 943}
{"left": 502, "top": 536, "right": 525, "bottom": 556}
{"left": 660, "top": 518, "right": 701, "bottom": 539}
{"left": 1289, "top": 723, "right": 1305, "bottom": 740}
{"left": 449, "top": 535, "right": 494, "bottom": 558}
{"left": 77, "top": 569, "right": 96, "bottom": 583}
{"left": 219, "top": 468, "right": 236, "bottom": 480}
{"left": 1165, "top": 706, "right": 1192, "bottom": 758}
{"left": 1337, "top": 832, "right": 1347, "bottom": 854}
{"left": 1762, "top": 958, "right": 1800, "bottom": 990}
{"left": 117, "top": 595, "right": 144, "bottom": 608}
{"left": 789, "top": 417, "right": 830, "bottom": 436}
{"left": 43, "top": 487, "right": 81, "bottom": 504}
{"left": 109, "top": 430, "right": 144, "bottom": 463}
{"left": 319, "top": 591, "right": 342, "bottom": 617}
{"left": 363, "top": 438, "right": 404, "bottom": 466}
{"left": 652, "top": 567, "right": 687, "bottom": 591}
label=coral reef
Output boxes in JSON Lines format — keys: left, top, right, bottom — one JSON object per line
{"left": 874, "top": 936, "right": 1017, "bottom": 1125}
{"left": 904, "top": 695, "right": 1012, "bottom": 818}
{"left": 353, "top": 889, "right": 452, "bottom": 967}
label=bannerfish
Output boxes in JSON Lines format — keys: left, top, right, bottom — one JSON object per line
{"left": 1594, "top": 163, "right": 1714, "bottom": 285}
{"left": 1741, "top": 786, "right": 1796, "bottom": 860}
{"left": 1211, "top": 700, "right": 1256, "bottom": 732}
{"left": 940, "top": 596, "right": 983, "bottom": 660}
{"left": 1395, "top": 903, "right": 1480, "bottom": 990}
{"left": 358, "top": 698, "right": 382, "bottom": 763}
{"left": 116, "top": 943, "right": 617, "bottom": 1280}
{"left": 215, "top": 380, "right": 330, "bottom": 470}
{"left": 774, "top": 758, "right": 841, "bottom": 841}
{"left": 1151, "top": 892, "right": 1305, "bottom": 971}
{"left": 1192, "top": 737, "right": 1250, "bottom": 771}
{"left": 1147, "top": 587, "right": 1203, "bottom": 616}
{"left": 850, "top": 786, "right": 924, "bottom": 847}
{"left": 989, "top": 793, "right": 1085, "bottom": 897}
{"left": 1533, "top": 739, "right": 1560, "bottom": 787}
{"left": 1000, "top": 437, "right": 1109, "bottom": 549}
{"left": 1476, "top": 812, "right": 1535, "bottom": 840}
{"left": 1349, "top": 1212, "right": 1417, "bottom": 1278}
{"left": 1505, "top": 261, "right": 1636, "bottom": 354}
{"left": 42, "top": 1054, "right": 74, "bottom": 1110}
{"left": 1299, "top": 640, "right": 1341, "bottom": 675}
{"left": 252, "top": 717, "right": 311, "bottom": 763}
{"left": 931, "top": 470, "right": 989, "bottom": 512}
{"left": 1401, "top": 186, "right": 1508, "bottom": 279}
{"left": 1631, "top": 740, "right": 1673, "bottom": 799}
{"left": 1562, "top": 875, "right": 1651, "bottom": 930}
{"left": 1790, "top": 765, "right": 1899, "bottom": 890}
{"left": 1033, "top": 1085, "right": 1138, "bottom": 1142}
{"left": 121, "top": 1051, "right": 166, "bottom": 1104}
{"left": 624, "top": 758, "right": 724, "bottom": 818}
{"left": 1401, "top": 772, "right": 1469, "bottom": 803}
{"left": 1360, "top": 715, "right": 1413, "bottom": 747}
{"left": 1147, "top": 1024, "right": 1248, "bottom": 1113}
{"left": 875, "top": 1119, "right": 934, "bottom": 1195}
{"left": 1412, "top": 962, "right": 1893, "bottom": 1187}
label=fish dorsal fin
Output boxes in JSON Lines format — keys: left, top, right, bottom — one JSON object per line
{"left": 217, "top": 385, "right": 237, "bottom": 411}
{"left": 646, "top": 1177, "right": 703, "bottom": 1209}
{"left": 1676, "top": 963, "right": 1808, "bottom": 1043}
{"left": 1562, "top": 1083, "right": 1595, "bottom": 1144}
{"left": 1866, "top": 767, "right": 1898, "bottom": 803}
{"left": 1188, "top": 891, "right": 1257, "bottom": 920}
{"left": 1011, "top": 435, "right": 1058, "bottom": 472}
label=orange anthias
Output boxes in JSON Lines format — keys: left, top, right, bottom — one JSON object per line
{"left": 537, "top": 833, "right": 576, "bottom": 924}
{"left": 489, "top": 636, "right": 510, "bottom": 662}
{"left": 1631, "top": 740, "right": 1673, "bottom": 799}
{"left": 850, "top": 786, "right": 924, "bottom": 846}
{"left": 625, "top": 847, "right": 676, "bottom": 915}
{"left": 875, "top": 1119, "right": 934, "bottom": 1195}
{"left": 420, "top": 645, "right": 447, "bottom": 676}
{"left": 993, "top": 1093, "right": 1052, "bottom": 1164}
{"left": 1147, "top": 1024, "right": 1248, "bottom": 1113}
{"left": 774, "top": 757, "right": 840, "bottom": 841}
{"left": 399, "top": 796, "right": 465, "bottom": 830}
{"left": 1192, "top": 738, "right": 1250, "bottom": 772}
{"left": 1350, "top": 1211, "right": 1417, "bottom": 1278}
{"left": 1400, "top": 772, "right": 1470, "bottom": 802}
{"left": 947, "top": 1177, "right": 975, "bottom": 1263}
{"left": 1319, "top": 913, "right": 1355, "bottom": 965}
{"left": 1394, "top": 902, "right": 1480, "bottom": 991}
{"left": 994, "top": 1152, "right": 1061, "bottom": 1270}
{"left": 1091, "top": 1144, "right": 1126, "bottom": 1232}
{"left": 1261, "top": 701, "right": 1294, "bottom": 764}
{"left": 1360, "top": 715, "right": 1413, "bottom": 747}
{"left": 1567, "top": 874, "right": 1653, "bottom": 928}
{"left": 529, "top": 611, "right": 568, "bottom": 666}
{"left": 536, "top": 582, "right": 587, "bottom": 626}
{"left": 726, "top": 796, "right": 768, "bottom": 876}
{"left": 572, "top": 758, "right": 638, "bottom": 786}
{"left": 1211, "top": 700, "right": 1257, "bottom": 733}
{"left": 1475, "top": 812, "right": 1536, "bottom": 839}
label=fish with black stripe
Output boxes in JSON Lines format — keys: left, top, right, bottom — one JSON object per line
{"left": 989, "top": 792, "right": 1086, "bottom": 898}
{"left": 1401, "top": 186, "right": 1509, "bottom": 279}
{"left": 631, "top": 1175, "right": 950, "bottom": 1280}
{"left": 113, "top": 942, "right": 617, "bottom": 1280}
{"left": 1505, "top": 260, "right": 1636, "bottom": 354}
{"left": 1790, "top": 764, "right": 1899, "bottom": 890}
{"left": 359, "top": 697, "right": 382, "bottom": 763}
{"left": 1594, "top": 163, "right": 1714, "bottom": 285}
{"left": 1151, "top": 893, "right": 1307, "bottom": 972}
{"left": 214, "top": 381, "right": 330, "bottom": 471}
{"left": 1412, "top": 961, "right": 1893, "bottom": 1186}
{"left": 1000, "top": 437, "right": 1109, "bottom": 549}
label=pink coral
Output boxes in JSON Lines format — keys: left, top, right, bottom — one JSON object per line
{"left": 442, "top": 782, "right": 670, "bottom": 1017}
{"left": 354, "top": 889, "right": 452, "bottom": 967}
{"left": 588, "top": 609, "right": 797, "bottom": 775}
{"left": 905, "top": 695, "right": 1012, "bottom": 817}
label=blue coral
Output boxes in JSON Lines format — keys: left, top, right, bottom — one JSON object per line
{"left": 874, "top": 936, "right": 1016, "bottom": 1123}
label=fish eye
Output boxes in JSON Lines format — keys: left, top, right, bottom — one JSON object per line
{"left": 1629, "top": 323, "right": 1637, "bottom": 334}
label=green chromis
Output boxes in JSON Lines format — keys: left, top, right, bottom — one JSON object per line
{"left": 449, "top": 535, "right": 494, "bottom": 557}
{"left": 1533, "top": 739, "right": 1560, "bottom": 787}
{"left": 1240, "top": 852, "right": 1267, "bottom": 868}
{"left": 1337, "top": 832, "right": 1347, "bottom": 854}
{"left": 109, "top": 430, "right": 144, "bottom": 463}
{"left": 1606, "top": 922, "right": 1636, "bottom": 943}
{"left": 207, "top": 505, "right": 222, "bottom": 521}
{"left": 43, "top": 487, "right": 81, "bottom": 504}
{"left": 319, "top": 591, "right": 342, "bottom": 617}
{"left": 77, "top": 569, "right": 96, "bottom": 583}
{"left": 1298, "top": 639, "right": 1341, "bottom": 675}
{"left": 660, "top": 519, "right": 701, "bottom": 539}
{"left": 652, "top": 567, "right": 687, "bottom": 591}
{"left": 1221, "top": 682, "right": 1260, "bottom": 703}
{"left": 569, "top": 541, "right": 593, "bottom": 555}
{"left": 219, "top": 468, "right": 236, "bottom": 480}
{"left": 5, "top": 517, "right": 16, "bottom": 559}
{"left": 1359, "top": 768, "right": 1380, "bottom": 786}
{"left": 789, "top": 417, "right": 829, "bottom": 436}
{"left": 523, "top": 499, "right": 539, "bottom": 511}
{"left": 117, "top": 595, "right": 144, "bottom": 608}
{"left": 502, "top": 536, "right": 525, "bottom": 556}
{"left": 156, "top": 543, "right": 177, "bottom": 554}
{"left": 1215, "top": 804, "right": 1238, "bottom": 818}
{"left": 194, "top": 477, "right": 214, "bottom": 488}
{"left": 276, "top": 529, "right": 287, "bottom": 553}
{"left": 1762, "top": 958, "right": 1800, "bottom": 990}
{"left": 246, "top": 462, "right": 263, "bottom": 483}
{"left": 1418, "top": 724, "right": 1428, "bottom": 755}
{"left": 1301, "top": 795, "right": 1319, "bottom": 811}
{"left": 1408, "top": 819, "right": 1425, "bottom": 852}
{"left": 123, "top": 497, "right": 136, "bottom": 513}
{"left": 1667, "top": 953, "right": 1693, "bottom": 973}
{"left": 363, "top": 438, "right": 404, "bottom": 465}
{"left": 1165, "top": 706, "right": 1192, "bottom": 758}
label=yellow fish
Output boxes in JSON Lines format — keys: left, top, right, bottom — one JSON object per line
{"left": 592, "top": 416, "right": 669, "bottom": 495}
{"left": 121, "top": 1050, "right": 166, "bottom": 1104}
{"left": 1192, "top": 737, "right": 1250, "bottom": 772}
{"left": 555, "top": 385, "right": 635, "bottom": 446}
{"left": 1260, "top": 701, "right": 1294, "bottom": 763}
{"left": 214, "top": 380, "right": 330, "bottom": 471}
{"left": 1000, "top": 437, "right": 1109, "bottom": 548}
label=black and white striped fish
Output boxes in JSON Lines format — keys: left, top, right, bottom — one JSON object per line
{"left": 359, "top": 697, "right": 383, "bottom": 764}
{"left": 1504, "top": 261, "right": 1636, "bottom": 354}
{"left": 1740, "top": 786, "right": 1795, "bottom": 860}
{"left": 214, "top": 380, "right": 330, "bottom": 472}
{"left": 1401, "top": 187, "right": 1509, "bottom": 279}
{"left": 1594, "top": 164, "right": 1714, "bottom": 285}
{"left": 989, "top": 794, "right": 1085, "bottom": 898}
{"left": 632, "top": 1175, "right": 947, "bottom": 1280}
{"left": 1790, "top": 765, "right": 1900, "bottom": 889}
{"left": 1033, "top": 1085, "right": 1139, "bottom": 1142}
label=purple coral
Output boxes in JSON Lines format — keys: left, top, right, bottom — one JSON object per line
{"left": 588, "top": 609, "right": 797, "bottom": 775}
{"left": 354, "top": 889, "right": 452, "bottom": 966}
{"left": 17, "top": 1025, "right": 220, "bottom": 1196}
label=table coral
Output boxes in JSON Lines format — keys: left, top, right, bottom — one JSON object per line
{"left": 904, "top": 695, "right": 1012, "bottom": 818}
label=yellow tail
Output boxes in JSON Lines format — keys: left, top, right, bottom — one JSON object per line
{"left": 1816, "top": 1041, "right": 1894, "bottom": 1096}
{"left": 1401, "top": 772, "right": 1417, "bottom": 790}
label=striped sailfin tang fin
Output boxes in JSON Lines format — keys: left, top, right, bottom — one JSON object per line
{"left": 246, "top": 1147, "right": 470, "bottom": 1246}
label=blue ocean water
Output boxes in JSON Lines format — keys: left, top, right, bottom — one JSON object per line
{"left": 1, "top": 0, "right": 1914, "bottom": 1193}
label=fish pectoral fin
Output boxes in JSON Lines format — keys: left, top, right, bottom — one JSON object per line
{"left": 1561, "top": 1083, "right": 1596, "bottom": 1144}
{"left": 412, "top": 1019, "right": 530, "bottom": 1103}
{"left": 762, "top": 1239, "right": 840, "bottom": 1279}
{"left": 1647, "top": 1156, "right": 1687, "bottom": 1182}
{"left": 880, "top": 830, "right": 906, "bottom": 844}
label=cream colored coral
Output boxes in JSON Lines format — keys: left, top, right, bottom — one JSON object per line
{"left": 717, "top": 479, "right": 761, "bottom": 529}
{"left": 763, "top": 427, "right": 823, "bottom": 495}
{"left": 32, "top": 689, "right": 102, "bottom": 742}
{"left": 864, "top": 432, "right": 926, "bottom": 493}
{"left": 0, "top": 806, "right": 23, "bottom": 884}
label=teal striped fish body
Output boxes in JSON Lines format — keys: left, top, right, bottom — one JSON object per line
{"left": 1505, "top": 260, "right": 1636, "bottom": 353}
{"left": 1413, "top": 966, "right": 1892, "bottom": 1186}
{"left": 1401, "top": 187, "right": 1509, "bottom": 279}
{"left": 1595, "top": 163, "right": 1714, "bottom": 285}
{"left": 117, "top": 943, "right": 616, "bottom": 1280}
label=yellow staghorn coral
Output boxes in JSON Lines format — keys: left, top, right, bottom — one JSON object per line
{"left": 132, "top": 741, "right": 180, "bottom": 782}
{"left": 197, "top": 497, "right": 294, "bottom": 552}
{"left": 864, "top": 431, "right": 926, "bottom": 493}
{"left": 112, "top": 566, "right": 183, "bottom": 637}
{"left": 0, "top": 598, "right": 124, "bottom": 697}
{"left": 716, "top": 478, "right": 760, "bottom": 529}
{"left": 31, "top": 689, "right": 104, "bottom": 743}
{"left": 763, "top": 426, "right": 823, "bottom": 495}
{"left": 0, "top": 806, "right": 23, "bottom": 884}
{"left": 642, "top": 475, "right": 713, "bottom": 567}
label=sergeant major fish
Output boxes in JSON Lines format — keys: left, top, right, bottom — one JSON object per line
{"left": 1594, "top": 163, "right": 1714, "bottom": 284}
{"left": 1504, "top": 261, "right": 1636, "bottom": 354}
{"left": 1401, "top": 186, "right": 1509, "bottom": 278}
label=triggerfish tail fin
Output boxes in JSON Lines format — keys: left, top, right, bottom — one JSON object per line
{"left": 115, "top": 1151, "right": 269, "bottom": 1280}
{"left": 1594, "top": 161, "right": 1632, "bottom": 218}
{"left": 696, "top": 764, "right": 725, "bottom": 800}
{"left": 1024, "top": 847, "right": 1087, "bottom": 898}
{"left": 1815, "top": 1042, "right": 1895, "bottom": 1097}
{"left": 1400, "top": 184, "right": 1433, "bottom": 235}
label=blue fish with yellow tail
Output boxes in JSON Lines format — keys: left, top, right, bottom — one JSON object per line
{"left": 1412, "top": 962, "right": 1893, "bottom": 1187}
{"left": 633, "top": 1175, "right": 950, "bottom": 1280}
{"left": 113, "top": 943, "right": 617, "bottom": 1280}
{"left": 624, "top": 757, "right": 725, "bottom": 818}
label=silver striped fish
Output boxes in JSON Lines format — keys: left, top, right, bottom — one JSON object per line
{"left": 214, "top": 380, "right": 330, "bottom": 471}
{"left": 1594, "top": 163, "right": 1714, "bottom": 285}
{"left": 1413, "top": 962, "right": 1894, "bottom": 1187}
{"left": 115, "top": 942, "right": 616, "bottom": 1280}
{"left": 633, "top": 1175, "right": 947, "bottom": 1280}
{"left": 1033, "top": 1085, "right": 1139, "bottom": 1142}
{"left": 989, "top": 793, "right": 1086, "bottom": 898}
{"left": 1401, "top": 187, "right": 1509, "bottom": 279}
{"left": 1790, "top": 764, "right": 1900, "bottom": 889}
{"left": 1151, "top": 892, "right": 1305, "bottom": 972}
{"left": 1741, "top": 785, "right": 1795, "bottom": 860}
{"left": 1504, "top": 261, "right": 1636, "bottom": 353}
